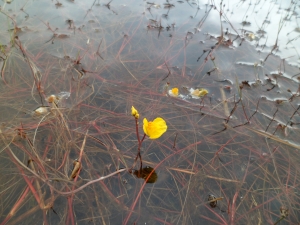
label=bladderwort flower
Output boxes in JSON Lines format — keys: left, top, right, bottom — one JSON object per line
{"left": 168, "top": 87, "right": 179, "bottom": 97}
{"left": 131, "top": 106, "right": 139, "bottom": 119}
{"left": 143, "top": 117, "right": 167, "bottom": 139}
{"left": 190, "top": 88, "right": 208, "bottom": 98}
{"left": 171, "top": 87, "right": 179, "bottom": 96}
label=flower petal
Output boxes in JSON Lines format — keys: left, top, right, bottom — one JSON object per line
{"left": 150, "top": 118, "right": 167, "bottom": 139}
{"left": 143, "top": 118, "right": 149, "bottom": 136}
{"left": 198, "top": 88, "right": 208, "bottom": 97}
{"left": 143, "top": 117, "right": 167, "bottom": 139}
{"left": 190, "top": 88, "right": 208, "bottom": 97}
{"left": 171, "top": 88, "right": 179, "bottom": 96}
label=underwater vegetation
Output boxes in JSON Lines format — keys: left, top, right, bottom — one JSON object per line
{"left": 0, "top": 0, "right": 300, "bottom": 224}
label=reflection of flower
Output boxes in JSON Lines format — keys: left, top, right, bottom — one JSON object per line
{"left": 131, "top": 106, "right": 139, "bottom": 119}
{"left": 143, "top": 117, "right": 167, "bottom": 139}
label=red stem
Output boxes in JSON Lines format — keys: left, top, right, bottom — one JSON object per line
{"left": 123, "top": 146, "right": 197, "bottom": 225}
{"left": 135, "top": 118, "right": 140, "bottom": 143}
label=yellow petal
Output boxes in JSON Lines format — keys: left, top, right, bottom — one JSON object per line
{"left": 191, "top": 88, "right": 208, "bottom": 97}
{"left": 191, "top": 89, "right": 200, "bottom": 96}
{"left": 143, "top": 118, "right": 149, "bottom": 136}
{"left": 198, "top": 88, "right": 208, "bottom": 97}
{"left": 171, "top": 88, "right": 179, "bottom": 96}
{"left": 143, "top": 117, "right": 167, "bottom": 139}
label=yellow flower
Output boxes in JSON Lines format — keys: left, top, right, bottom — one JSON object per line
{"left": 143, "top": 117, "right": 167, "bottom": 139}
{"left": 171, "top": 88, "right": 179, "bottom": 96}
{"left": 248, "top": 33, "right": 255, "bottom": 41}
{"left": 131, "top": 106, "right": 139, "bottom": 119}
{"left": 191, "top": 88, "right": 208, "bottom": 97}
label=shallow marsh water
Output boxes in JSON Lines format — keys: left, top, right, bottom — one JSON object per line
{"left": 0, "top": 0, "right": 300, "bottom": 224}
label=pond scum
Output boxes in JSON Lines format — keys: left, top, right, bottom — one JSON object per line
{"left": 0, "top": 0, "right": 300, "bottom": 224}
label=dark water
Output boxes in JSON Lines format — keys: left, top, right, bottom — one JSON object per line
{"left": 0, "top": 0, "right": 300, "bottom": 224}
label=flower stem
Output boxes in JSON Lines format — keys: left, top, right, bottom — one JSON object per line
{"left": 140, "top": 133, "right": 146, "bottom": 144}
{"left": 135, "top": 118, "right": 140, "bottom": 143}
{"left": 130, "top": 118, "right": 146, "bottom": 172}
{"left": 137, "top": 134, "right": 146, "bottom": 170}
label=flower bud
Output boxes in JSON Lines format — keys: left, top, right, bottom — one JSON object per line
{"left": 131, "top": 106, "right": 139, "bottom": 119}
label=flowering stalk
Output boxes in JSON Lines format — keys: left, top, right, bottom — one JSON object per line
{"left": 134, "top": 116, "right": 146, "bottom": 171}
{"left": 131, "top": 106, "right": 167, "bottom": 171}
{"left": 134, "top": 117, "right": 141, "bottom": 144}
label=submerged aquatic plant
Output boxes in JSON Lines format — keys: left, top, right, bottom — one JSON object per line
{"left": 130, "top": 106, "right": 167, "bottom": 175}
{"left": 2, "top": 0, "right": 300, "bottom": 224}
